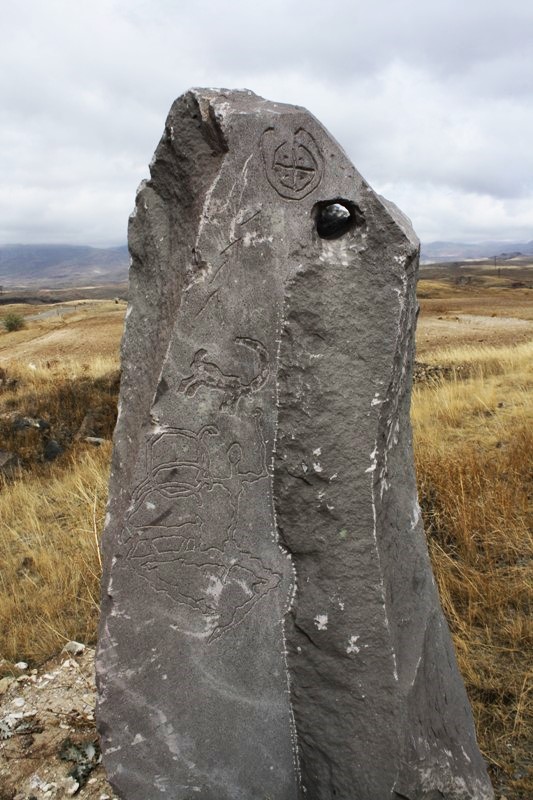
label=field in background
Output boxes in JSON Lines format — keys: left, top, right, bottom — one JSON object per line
{"left": 0, "top": 298, "right": 126, "bottom": 363}
{"left": 1, "top": 263, "right": 532, "bottom": 797}
{"left": 413, "top": 348, "right": 532, "bottom": 797}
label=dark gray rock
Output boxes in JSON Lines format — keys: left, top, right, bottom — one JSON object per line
{"left": 0, "top": 366, "right": 18, "bottom": 392}
{"left": 0, "top": 449, "right": 20, "bottom": 476}
{"left": 43, "top": 439, "right": 62, "bottom": 461}
{"left": 96, "top": 89, "right": 494, "bottom": 800}
{"left": 3, "top": 413, "right": 50, "bottom": 431}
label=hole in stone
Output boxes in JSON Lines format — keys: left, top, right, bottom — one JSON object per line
{"left": 314, "top": 200, "right": 361, "bottom": 240}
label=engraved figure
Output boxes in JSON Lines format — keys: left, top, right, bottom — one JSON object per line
{"left": 261, "top": 126, "right": 323, "bottom": 200}
{"left": 128, "top": 424, "right": 218, "bottom": 507}
{"left": 177, "top": 337, "right": 269, "bottom": 411}
{"left": 124, "top": 411, "right": 280, "bottom": 641}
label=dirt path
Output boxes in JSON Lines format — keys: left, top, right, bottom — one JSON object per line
{"left": 417, "top": 312, "right": 533, "bottom": 355}
{"left": 0, "top": 313, "right": 125, "bottom": 365}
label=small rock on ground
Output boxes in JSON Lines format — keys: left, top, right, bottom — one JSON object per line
{"left": 0, "top": 646, "right": 117, "bottom": 800}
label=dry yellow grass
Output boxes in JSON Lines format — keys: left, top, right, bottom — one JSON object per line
{"left": 416, "top": 282, "right": 533, "bottom": 357}
{"left": 2, "top": 355, "right": 119, "bottom": 385}
{"left": 418, "top": 284, "right": 533, "bottom": 318}
{"left": 0, "top": 444, "right": 110, "bottom": 663}
{"left": 0, "top": 350, "right": 118, "bottom": 661}
{"left": 0, "top": 300, "right": 126, "bottom": 363}
{"left": 421, "top": 338, "right": 533, "bottom": 370}
{"left": 413, "top": 342, "right": 533, "bottom": 796}
{"left": 0, "top": 357, "right": 119, "bottom": 468}
{"left": 0, "top": 303, "right": 43, "bottom": 318}
{"left": 413, "top": 342, "right": 533, "bottom": 446}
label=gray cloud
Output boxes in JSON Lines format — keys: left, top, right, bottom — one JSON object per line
{"left": 1, "top": 0, "right": 532, "bottom": 245}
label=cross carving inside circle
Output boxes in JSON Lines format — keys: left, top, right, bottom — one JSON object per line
{"left": 261, "top": 126, "right": 324, "bottom": 199}
{"left": 272, "top": 141, "right": 318, "bottom": 194}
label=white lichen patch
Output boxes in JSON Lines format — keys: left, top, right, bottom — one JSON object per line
{"left": 410, "top": 500, "right": 421, "bottom": 529}
{"left": 365, "top": 445, "right": 378, "bottom": 474}
{"left": 154, "top": 775, "right": 170, "bottom": 792}
{"left": 110, "top": 607, "right": 131, "bottom": 620}
{"left": 205, "top": 576, "right": 224, "bottom": 603}
{"left": 392, "top": 418, "right": 400, "bottom": 446}
{"left": 242, "top": 231, "right": 273, "bottom": 248}
{"left": 314, "top": 614, "right": 328, "bottom": 631}
{"left": 461, "top": 745, "right": 472, "bottom": 764}
{"left": 319, "top": 239, "right": 351, "bottom": 267}
{"left": 347, "top": 635, "right": 360, "bottom": 654}
{"left": 312, "top": 462, "right": 323, "bottom": 473}
{"left": 312, "top": 447, "right": 322, "bottom": 457}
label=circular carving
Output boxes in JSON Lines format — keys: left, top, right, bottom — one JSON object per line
{"left": 261, "top": 127, "right": 324, "bottom": 200}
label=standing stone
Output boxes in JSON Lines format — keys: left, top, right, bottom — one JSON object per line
{"left": 96, "top": 89, "right": 494, "bottom": 800}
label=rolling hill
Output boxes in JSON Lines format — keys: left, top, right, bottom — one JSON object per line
{"left": 1, "top": 239, "right": 533, "bottom": 287}
{"left": 420, "top": 240, "right": 533, "bottom": 263}
{"left": 0, "top": 244, "right": 129, "bottom": 287}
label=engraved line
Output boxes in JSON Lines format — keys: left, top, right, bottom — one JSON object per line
{"left": 194, "top": 288, "right": 219, "bottom": 318}
{"left": 273, "top": 162, "right": 315, "bottom": 174}
{"left": 151, "top": 507, "right": 175, "bottom": 526}
{"left": 239, "top": 210, "right": 261, "bottom": 226}
{"left": 220, "top": 237, "right": 242, "bottom": 255}
{"left": 208, "top": 258, "right": 228, "bottom": 285}
{"left": 124, "top": 414, "right": 280, "bottom": 642}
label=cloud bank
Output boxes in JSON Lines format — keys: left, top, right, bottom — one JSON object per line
{"left": 1, "top": 0, "right": 532, "bottom": 245}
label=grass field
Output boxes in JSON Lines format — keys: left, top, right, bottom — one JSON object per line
{"left": 413, "top": 348, "right": 532, "bottom": 796}
{"left": 1, "top": 266, "right": 532, "bottom": 797}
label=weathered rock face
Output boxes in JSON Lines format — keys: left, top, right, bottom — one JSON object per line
{"left": 96, "top": 89, "right": 494, "bottom": 800}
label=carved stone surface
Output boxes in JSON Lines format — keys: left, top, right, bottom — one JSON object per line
{"left": 96, "top": 89, "right": 494, "bottom": 800}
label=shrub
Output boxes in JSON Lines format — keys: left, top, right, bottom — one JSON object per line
{"left": 2, "top": 312, "right": 26, "bottom": 332}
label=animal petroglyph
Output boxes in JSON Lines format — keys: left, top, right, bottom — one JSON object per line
{"left": 124, "top": 410, "right": 280, "bottom": 642}
{"left": 177, "top": 337, "right": 269, "bottom": 411}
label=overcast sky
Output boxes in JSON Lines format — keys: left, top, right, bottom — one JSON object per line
{"left": 2, "top": 0, "right": 532, "bottom": 246}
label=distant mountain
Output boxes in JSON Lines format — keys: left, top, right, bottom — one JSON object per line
{"left": 421, "top": 240, "right": 533, "bottom": 263}
{"left": 0, "top": 244, "right": 129, "bottom": 287}
{"left": 1, "top": 239, "right": 532, "bottom": 287}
